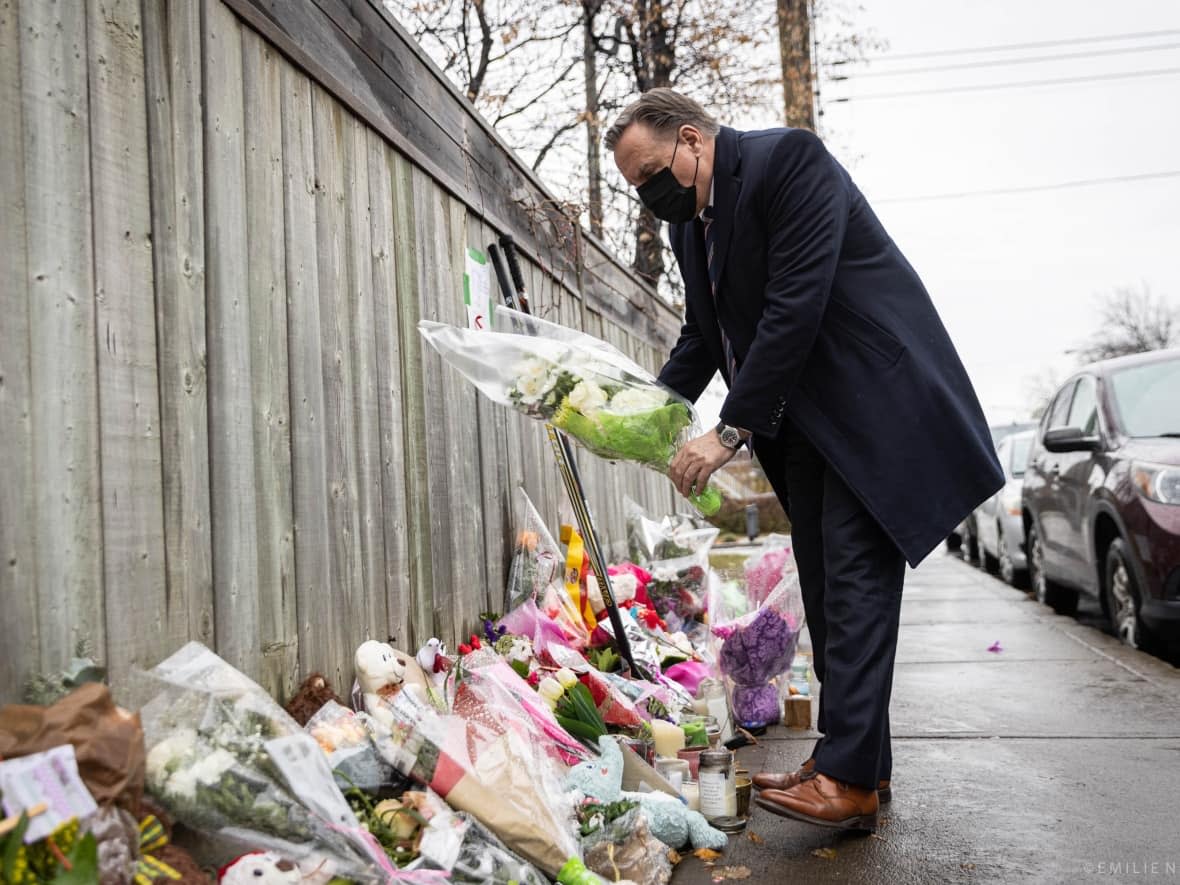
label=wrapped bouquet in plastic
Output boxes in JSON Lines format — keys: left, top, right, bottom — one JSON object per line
{"left": 132, "top": 643, "right": 392, "bottom": 881}
{"left": 419, "top": 309, "right": 722, "bottom": 515}
{"left": 369, "top": 684, "right": 599, "bottom": 881}
{"left": 713, "top": 565, "right": 806, "bottom": 730}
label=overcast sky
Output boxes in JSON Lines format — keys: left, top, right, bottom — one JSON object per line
{"left": 697, "top": 0, "right": 1180, "bottom": 430}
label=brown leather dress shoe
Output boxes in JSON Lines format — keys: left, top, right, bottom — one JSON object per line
{"left": 754, "top": 772, "right": 879, "bottom": 831}
{"left": 752, "top": 757, "right": 815, "bottom": 791}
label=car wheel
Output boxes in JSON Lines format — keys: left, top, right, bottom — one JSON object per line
{"left": 1028, "top": 523, "right": 1079, "bottom": 616}
{"left": 1104, "top": 538, "right": 1149, "bottom": 650}
{"left": 983, "top": 543, "right": 999, "bottom": 575}
{"left": 965, "top": 522, "right": 980, "bottom": 566}
{"left": 997, "top": 523, "right": 1016, "bottom": 585}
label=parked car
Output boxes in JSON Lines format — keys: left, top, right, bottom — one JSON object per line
{"left": 975, "top": 430, "right": 1035, "bottom": 586}
{"left": 1021, "top": 348, "right": 1180, "bottom": 649}
{"left": 947, "top": 422, "right": 1038, "bottom": 558}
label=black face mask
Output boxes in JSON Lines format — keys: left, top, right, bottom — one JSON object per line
{"left": 637, "top": 137, "right": 699, "bottom": 224}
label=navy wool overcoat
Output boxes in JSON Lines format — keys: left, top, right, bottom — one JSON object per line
{"left": 657, "top": 125, "right": 1004, "bottom": 565}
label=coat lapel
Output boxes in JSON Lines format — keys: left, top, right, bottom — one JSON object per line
{"left": 707, "top": 127, "right": 742, "bottom": 297}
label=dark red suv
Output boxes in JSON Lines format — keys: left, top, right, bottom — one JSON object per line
{"left": 1021, "top": 348, "right": 1180, "bottom": 650}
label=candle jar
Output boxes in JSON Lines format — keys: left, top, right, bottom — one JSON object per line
{"left": 679, "top": 714, "right": 710, "bottom": 748}
{"left": 621, "top": 734, "right": 654, "bottom": 765}
{"left": 698, "top": 678, "right": 734, "bottom": 743}
{"left": 677, "top": 746, "right": 704, "bottom": 779}
{"left": 654, "top": 756, "right": 690, "bottom": 793}
{"left": 697, "top": 748, "right": 737, "bottom": 821}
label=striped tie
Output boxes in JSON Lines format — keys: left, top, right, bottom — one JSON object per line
{"left": 702, "top": 209, "right": 738, "bottom": 382}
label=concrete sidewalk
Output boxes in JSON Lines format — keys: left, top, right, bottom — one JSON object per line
{"left": 673, "top": 551, "right": 1180, "bottom": 884}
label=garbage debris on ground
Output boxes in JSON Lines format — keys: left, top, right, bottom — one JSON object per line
{"left": 0, "top": 319, "right": 811, "bottom": 884}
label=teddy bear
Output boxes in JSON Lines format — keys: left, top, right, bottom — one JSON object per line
{"left": 564, "top": 736, "right": 727, "bottom": 852}
{"left": 354, "top": 640, "right": 408, "bottom": 731}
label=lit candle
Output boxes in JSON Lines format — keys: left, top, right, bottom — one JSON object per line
{"left": 650, "top": 719, "right": 686, "bottom": 758}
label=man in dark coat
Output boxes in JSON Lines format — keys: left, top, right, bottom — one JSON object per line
{"left": 606, "top": 89, "right": 1003, "bottom": 831}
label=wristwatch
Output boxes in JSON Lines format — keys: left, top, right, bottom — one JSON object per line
{"left": 715, "top": 422, "right": 748, "bottom": 450}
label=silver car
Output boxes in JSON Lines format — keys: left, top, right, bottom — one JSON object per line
{"left": 976, "top": 430, "right": 1036, "bottom": 586}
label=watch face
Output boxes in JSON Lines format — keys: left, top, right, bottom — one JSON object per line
{"left": 720, "top": 426, "right": 740, "bottom": 448}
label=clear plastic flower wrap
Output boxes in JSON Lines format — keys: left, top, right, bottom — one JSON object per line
{"left": 625, "top": 498, "right": 719, "bottom": 565}
{"left": 623, "top": 499, "right": 718, "bottom": 630}
{"left": 712, "top": 565, "right": 806, "bottom": 730}
{"left": 368, "top": 683, "right": 583, "bottom": 878}
{"left": 500, "top": 489, "right": 591, "bottom": 651}
{"left": 130, "top": 642, "right": 392, "bottom": 881}
{"left": 447, "top": 653, "right": 591, "bottom": 768}
{"left": 743, "top": 534, "right": 794, "bottom": 607}
{"left": 418, "top": 311, "right": 723, "bottom": 516}
{"left": 505, "top": 488, "right": 564, "bottom": 611}
{"left": 305, "top": 700, "right": 404, "bottom": 794}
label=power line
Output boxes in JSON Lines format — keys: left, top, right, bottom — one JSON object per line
{"left": 831, "top": 41, "right": 1180, "bottom": 80}
{"left": 840, "top": 28, "right": 1180, "bottom": 63}
{"left": 873, "top": 169, "right": 1180, "bottom": 204}
{"left": 831, "top": 66, "right": 1180, "bottom": 102}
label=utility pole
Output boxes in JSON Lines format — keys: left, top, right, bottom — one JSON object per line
{"left": 776, "top": 0, "right": 816, "bottom": 130}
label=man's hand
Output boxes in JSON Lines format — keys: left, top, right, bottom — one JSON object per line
{"left": 669, "top": 430, "right": 738, "bottom": 499}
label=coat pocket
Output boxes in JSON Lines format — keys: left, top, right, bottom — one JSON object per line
{"left": 826, "top": 299, "right": 905, "bottom": 366}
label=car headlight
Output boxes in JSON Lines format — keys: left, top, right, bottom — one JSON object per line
{"left": 1131, "top": 461, "right": 1180, "bottom": 505}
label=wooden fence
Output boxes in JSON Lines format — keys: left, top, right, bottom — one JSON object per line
{"left": 0, "top": 0, "right": 683, "bottom": 704}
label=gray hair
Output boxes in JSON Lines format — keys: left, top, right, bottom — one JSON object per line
{"left": 603, "top": 88, "right": 720, "bottom": 151}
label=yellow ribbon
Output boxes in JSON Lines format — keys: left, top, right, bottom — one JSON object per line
{"left": 560, "top": 524, "right": 597, "bottom": 630}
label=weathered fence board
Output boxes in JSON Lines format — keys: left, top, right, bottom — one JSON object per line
{"left": 242, "top": 30, "right": 299, "bottom": 699}
{"left": 87, "top": 0, "right": 173, "bottom": 688}
{"left": 0, "top": 0, "right": 39, "bottom": 695}
{"left": 142, "top": 0, "right": 216, "bottom": 653}
{"left": 279, "top": 65, "right": 336, "bottom": 683}
{"left": 366, "top": 132, "right": 412, "bottom": 642}
{"left": 21, "top": 0, "right": 107, "bottom": 675}
{"left": 203, "top": 0, "right": 268, "bottom": 681}
{"left": 0, "top": 0, "right": 685, "bottom": 703}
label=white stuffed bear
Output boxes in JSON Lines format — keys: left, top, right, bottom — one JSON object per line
{"left": 355, "top": 639, "right": 407, "bottom": 730}
{"left": 564, "top": 736, "right": 727, "bottom": 852}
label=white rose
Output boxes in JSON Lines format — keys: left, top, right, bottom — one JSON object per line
{"left": 513, "top": 358, "right": 558, "bottom": 405}
{"left": 567, "top": 380, "right": 608, "bottom": 415}
{"left": 608, "top": 387, "right": 668, "bottom": 415}
{"left": 611, "top": 572, "right": 639, "bottom": 605}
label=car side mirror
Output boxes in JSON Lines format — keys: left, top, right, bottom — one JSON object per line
{"left": 1043, "top": 426, "right": 1101, "bottom": 453}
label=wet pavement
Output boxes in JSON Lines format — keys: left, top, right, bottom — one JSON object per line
{"left": 672, "top": 551, "right": 1180, "bottom": 884}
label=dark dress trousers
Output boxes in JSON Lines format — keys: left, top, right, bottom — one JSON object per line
{"left": 656, "top": 125, "right": 1003, "bottom": 788}
{"left": 658, "top": 126, "right": 1003, "bottom": 568}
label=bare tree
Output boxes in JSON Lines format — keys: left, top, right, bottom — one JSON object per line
{"left": 1023, "top": 367, "right": 1062, "bottom": 420}
{"left": 1075, "top": 285, "right": 1179, "bottom": 364}
{"left": 385, "top": 0, "right": 876, "bottom": 302}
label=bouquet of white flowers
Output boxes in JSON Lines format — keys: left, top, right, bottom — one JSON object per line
{"left": 132, "top": 643, "right": 391, "bottom": 880}
{"left": 419, "top": 309, "right": 722, "bottom": 515}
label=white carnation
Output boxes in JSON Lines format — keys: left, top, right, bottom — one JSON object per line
{"left": 607, "top": 387, "right": 668, "bottom": 415}
{"left": 568, "top": 380, "right": 608, "bottom": 415}
{"left": 145, "top": 728, "right": 198, "bottom": 787}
